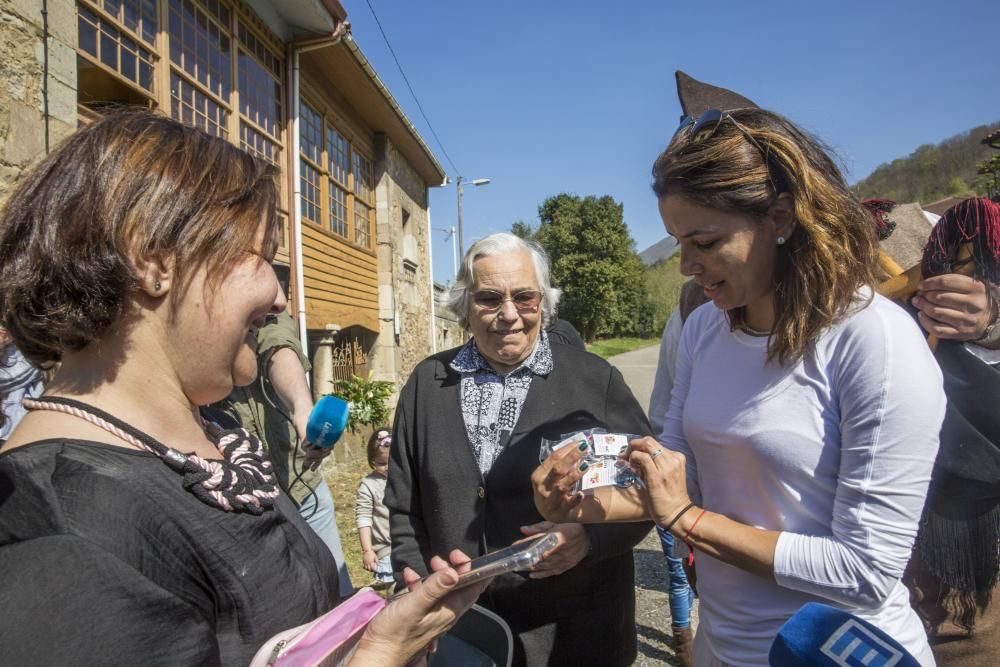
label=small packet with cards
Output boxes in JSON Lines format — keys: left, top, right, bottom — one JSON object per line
{"left": 539, "top": 428, "right": 641, "bottom": 490}
{"left": 538, "top": 431, "right": 589, "bottom": 463}
{"left": 592, "top": 432, "right": 630, "bottom": 457}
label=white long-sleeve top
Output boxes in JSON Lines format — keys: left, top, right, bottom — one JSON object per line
{"left": 649, "top": 308, "right": 683, "bottom": 437}
{"left": 659, "top": 292, "right": 945, "bottom": 666}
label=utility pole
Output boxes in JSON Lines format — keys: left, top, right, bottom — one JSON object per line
{"left": 457, "top": 175, "right": 464, "bottom": 257}
{"left": 454, "top": 176, "right": 491, "bottom": 257}
{"left": 433, "top": 226, "right": 458, "bottom": 278}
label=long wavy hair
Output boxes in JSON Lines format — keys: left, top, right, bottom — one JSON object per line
{"left": 652, "top": 108, "right": 879, "bottom": 364}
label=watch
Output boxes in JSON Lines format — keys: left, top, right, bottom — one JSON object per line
{"left": 974, "top": 320, "right": 998, "bottom": 344}
{"left": 972, "top": 288, "right": 1000, "bottom": 347}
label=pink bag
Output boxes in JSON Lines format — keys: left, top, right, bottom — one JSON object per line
{"left": 250, "top": 588, "right": 386, "bottom": 667}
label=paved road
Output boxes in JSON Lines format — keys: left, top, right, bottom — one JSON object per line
{"left": 608, "top": 343, "right": 660, "bottom": 413}
{"left": 607, "top": 342, "right": 696, "bottom": 666}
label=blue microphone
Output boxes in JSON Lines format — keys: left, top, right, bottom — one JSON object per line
{"left": 769, "top": 602, "right": 921, "bottom": 667}
{"left": 305, "top": 395, "right": 350, "bottom": 449}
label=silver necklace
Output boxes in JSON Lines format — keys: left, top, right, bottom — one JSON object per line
{"left": 740, "top": 324, "right": 771, "bottom": 337}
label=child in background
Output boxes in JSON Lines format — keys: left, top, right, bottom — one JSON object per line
{"left": 356, "top": 428, "right": 393, "bottom": 585}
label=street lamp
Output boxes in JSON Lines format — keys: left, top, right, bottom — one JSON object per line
{"left": 455, "top": 175, "right": 490, "bottom": 256}
{"left": 433, "top": 225, "right": 458, "bottom": 279}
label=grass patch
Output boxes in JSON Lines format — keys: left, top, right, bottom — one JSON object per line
{"left": 324, "top": 451, "right": 377, "bottom": 589}
{"left": 586, "top": 336, "right": 658, "bottom": 359}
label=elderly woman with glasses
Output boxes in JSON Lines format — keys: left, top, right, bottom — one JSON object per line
{"left": 386, "top": 232, "right": 653, "bottom": 666}
{"left": 533, "top": 109, "right": 947, "bottom": 666}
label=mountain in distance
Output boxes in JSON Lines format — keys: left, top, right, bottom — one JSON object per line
{"left": 639, "top": 235, "right": 679, "bottom": 266}
{"left": 853, "top": 121, "right": 999, "bottom": 203}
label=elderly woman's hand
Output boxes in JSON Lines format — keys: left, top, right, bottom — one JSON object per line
{"left": 531, "top": 439, "right": 590, "bottom": 523}
{"left": 518, "top": 521, "right": 590, "bottom": 578}
{"left": 350, "top": 550, "right": 487, "bottom": 666}
{"left": 627, "top": 437, "right": 692, "bottom": 529}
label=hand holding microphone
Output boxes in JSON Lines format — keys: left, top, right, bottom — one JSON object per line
{"left": 300, "top": 395, "right": 350, "bottom": 469}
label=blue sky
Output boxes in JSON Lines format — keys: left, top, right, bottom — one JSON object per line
{"left": 346, "top": 0, "right": 1000, "bottom": 284}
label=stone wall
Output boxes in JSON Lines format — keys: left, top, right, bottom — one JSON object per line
{"left": 433, "top": 283, "right": 466, "bottom": 352}
{"left": 369, "top": 133, "right": 434, "bottom": 398}
{"left": 0, "top": 0, "right": 77, "bottom": 204}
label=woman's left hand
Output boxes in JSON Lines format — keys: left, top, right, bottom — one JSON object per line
{"left": 627, "top": 437, "right": 692, "bottom": 529}
{"left": 517, "top": 521, "right": 591, "bottom": 578}
{"left": 351, "top": 550, "right": 486, "bottom": 667}
{"left": 531, "top": 440, "right": 589, "bottom": 523}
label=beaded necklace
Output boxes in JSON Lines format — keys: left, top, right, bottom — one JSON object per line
{"left": 23, "top": 396, "right": 279, "bottom": 514}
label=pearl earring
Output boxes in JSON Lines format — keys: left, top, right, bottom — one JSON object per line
{"left": 777, "top": 237, "right": 786, "bottom": 245}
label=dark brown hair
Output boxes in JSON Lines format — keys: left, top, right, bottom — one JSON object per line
{"left": 367, "top": 427, "right": 391, "bottom": 467}
{"left": 652, "top": 108, "right": 879, "bottom": 364}
{"left": 0, "top": 109, "right": 279, "bottom": 367}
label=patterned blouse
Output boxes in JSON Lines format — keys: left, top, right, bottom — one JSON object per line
{"left": 450, "top": 330, "right": 554, "bottom": 475}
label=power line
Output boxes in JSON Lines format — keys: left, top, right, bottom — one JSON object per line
{"left": 363, "top": 0, "right": 461, "bottom": 176}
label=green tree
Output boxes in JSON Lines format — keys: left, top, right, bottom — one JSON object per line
{"left": 510, "top": 219, "right": 535, "bottom": 240}
{"left": 945, "top": 176, "right": 970, "bottom": 196}
{"left": 644, "top": 254, "right": 687, "bottom": 334}
{"left": 976, "top": 154, "right": 1000, "bottom": 199}
{"left": 533, "top": 194, "right": 648, "bottom": 341}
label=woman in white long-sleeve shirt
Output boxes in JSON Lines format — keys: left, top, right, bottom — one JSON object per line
{"left": 532, "top": 107, "right": 945, "bottom": 666}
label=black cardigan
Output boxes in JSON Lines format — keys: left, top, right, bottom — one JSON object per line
{"left": 386, "top": 341, "right": 653, "bottom": 666}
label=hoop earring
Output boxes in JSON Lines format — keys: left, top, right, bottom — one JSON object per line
{"left": 776, "top": 237, "right": 786, "bottom": 246}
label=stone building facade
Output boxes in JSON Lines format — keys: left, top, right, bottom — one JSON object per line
{"left": 370, "top": 135, "right": 434, "bottom": 387}
{"left": 0, "top": 0, "right": 76, "bottom": 202}
{"left": 433, "top": 282, "right": 466, "bottom": 353}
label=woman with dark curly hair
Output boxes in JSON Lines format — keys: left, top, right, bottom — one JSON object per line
{"left": 0, "top": 110, "right": 484, "bottom": 665}
{"left": 534, "top": 108, "right": 946, "bottom": 665}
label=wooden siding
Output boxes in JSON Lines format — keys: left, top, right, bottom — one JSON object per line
{"left": 301, "top": 222, "right": 378, "bottom": 331}
{"left": 299, "top": 60, "right": 382, "bottom": 335}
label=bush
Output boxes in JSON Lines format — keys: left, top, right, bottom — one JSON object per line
{"left": 331, "top": 372, "right": 395, "bottom": 433}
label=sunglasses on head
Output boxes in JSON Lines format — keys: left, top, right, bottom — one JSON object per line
{"left": 471, "top": 289, "right": 542, "bottom": 313}
{"left": 673, "top": 108, "right": 768, "bottom": 147}
{"left": 673, "top": 108, "right": 732, "bottom": 144}
{"left": 671, "top": 108, "right": 777, "bottom": 189}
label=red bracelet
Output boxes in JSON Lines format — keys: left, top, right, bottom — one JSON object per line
{"left": 682, "top": 508, "right": 708, "bottom": 544}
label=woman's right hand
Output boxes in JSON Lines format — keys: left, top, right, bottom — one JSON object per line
{"left": 362, "top": 549, "right": 378, "bottom": 572}
{"left": 350, "top": 550, "right": 487, "bottom": 666}
{"left": 627, "top": 437, "right": 692, "bottom": 529}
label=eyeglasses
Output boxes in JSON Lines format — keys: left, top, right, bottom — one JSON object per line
{"left": 471, "top": 289, "right": 542, "bottom": 313}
